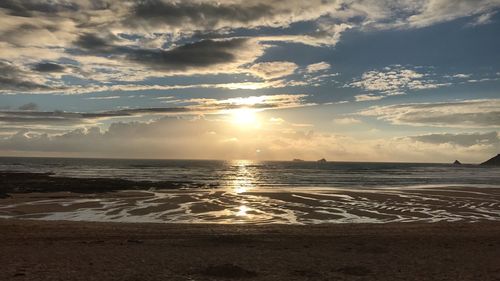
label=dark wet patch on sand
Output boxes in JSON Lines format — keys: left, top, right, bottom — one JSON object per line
{"left": 336, "top": 265, "right": 372, "bottom": 276}
{"left": 200, "top": 264, "right": 258, "bottom": 278}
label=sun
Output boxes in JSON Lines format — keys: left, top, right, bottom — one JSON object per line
{"left": 231, "top": 108, "right": 258, "bottom": 126}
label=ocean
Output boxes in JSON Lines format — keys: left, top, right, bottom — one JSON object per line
{"left": 1, "top": 157, "right": 499, "bottom": 224}
{"left": 1, "top": 157, "right": 499, "bottom": 189}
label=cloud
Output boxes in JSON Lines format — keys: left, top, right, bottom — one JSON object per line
{"left": 409, "top": 132, "right": 500, "bottom": 147}
{"left": 129, "top": 0, "right": 274, "bottom": 30}
{"left": 32, "top": 62, "right": 66, "bottom": 73}
{"left": 249, "top": 61, "right": 298, "bottom": 80}
{"left": 125, "top": 38, "right": 262, "bottom": 72}
{"left": 333, "top": 117, "right": 362, "bottom": 125}
{"left": 74, "top": 33, "right": 113, "bottom": 51}
{"left": 0, "top": 1, "right": 498, "bottom": 93}
{"left": 354, "top": 94, "right": 385, "bottom": 102}
{"left": 452, "top": 73, "right": 471, "bottom": 78}
{"left": 359, "top": 99, "right": 500, "bottom": 128}
{"left": 0, "top": 1, "right": 499, "bottom": 94}
{"left": 0, "top": 61, "right": 58, "bottom": 92}
{"left": 0, "top": 94, "right": 310, "bottom": 126}
{"left": 186, "top": 94, "right": 310, "bottom": 111}
{"left": 346, "top": 0, "right": 500, "bottom": 29}
{"left": 1, "top": 116, "right": 497, "bottom": 163}
{"left": 306, "top": 62, "right": 330, "bottom": 73}
{"left": 256, "top": 23, "right": 352, "bottom": 47}
{"left": 0, "top": 106, "right": 195, "bottom": 127}
{"left": 469, "top": 11, "right": 497, "bottom": 26}
{"left": 403, "top": 0, "right": 500, "bottom": 28}
{"left": 85, "top": 96, "right": 121, "bottom": 100}
{"left": 49, "top": 79, "right": 296, "bottom": 95}
{"left": 349, "top": 65, "right": 451, "bottom": 96}
{"left": 0, "top": 0, "right": 79, "bottom": 17}
{"left": 74, "top": 35, "right": 265, "bottom": 75}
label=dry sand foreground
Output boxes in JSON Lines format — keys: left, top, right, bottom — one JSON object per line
{"left": 0, "top": 219, "right": 499, "bottom": 281}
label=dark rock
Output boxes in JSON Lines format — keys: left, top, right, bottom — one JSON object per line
{"left": 317, "top": 158, "right": 327, "bottom": 163}
{"left": 0, "top": 172, "right": 210, "bottom": 194}
{"left": 453, "top": 160, "right": 462, "bottom": 165}
{"left": 480, "top": 154, "right": 500, "bottom": 166}
{"left": 0, "top": 192, "right": 10, "bottom": 199}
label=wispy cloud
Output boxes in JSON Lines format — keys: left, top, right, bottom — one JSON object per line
{"left": 249, "top": 61, "right": 298, "bottom": 80}
{"left": 0, "top": 94, "right": 311, "bottom": 126}
{"left": 359, "top": 99, "right": 500, "bottom": 128}
{"left": 333, "top": 117, "right": 362, "bottom": 125}
{"left": 354, "top": 94, "right": 385, "bottom": 102}
{"left": 409, "top": 131, "right": 500, "bottom": 147}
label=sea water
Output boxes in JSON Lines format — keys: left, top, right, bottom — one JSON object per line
{"left": 1, "top": 157, "right": 499, "bottom": 224}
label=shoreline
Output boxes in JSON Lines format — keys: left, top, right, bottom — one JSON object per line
{"left": 1, "top": 171, "right": 500, "bottom": 224}
{"left": 0, "top": 172, "right": 212, "bottom": 196}
{"left": 1, "top": 218, "right": 499, "bottom": 280}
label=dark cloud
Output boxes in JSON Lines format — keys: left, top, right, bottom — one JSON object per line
{"left": 130, "top": 0, "right": 274, "bottom": 29}
{"left": 0, "top": 0, "right": 79, "bottom": 17}
{"left": 74, "top": 33, "right": 113, "bottom": 50}
{"left": 411, "top": 132, "right": 500, "bottom": 147}
{"left": 18, "top": 102, "right": 38, "bottom": 111}
{"left": 32, "top": 62, "right": 66, "bottom": 73}
{"left": 0, "top": 107, "right": 192, "bottom": 125}
{"left": 0, "top": 61, "right": 53, "bottom": 92}
{"left": 74, "top": 34, "right": 252, "bottom": 71}
{"left": 123, "top": 38, "right": 248, "bottom": 70}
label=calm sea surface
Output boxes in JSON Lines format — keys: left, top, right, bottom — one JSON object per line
{"left": 1, "top": 157, "right": 499, "bottom": 189}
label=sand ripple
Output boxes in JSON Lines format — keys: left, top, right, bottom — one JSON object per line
{"left": 1, "top": 185, "right": 499, "bottom": 224}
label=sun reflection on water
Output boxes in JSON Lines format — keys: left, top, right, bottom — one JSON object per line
{"left": 236, "top": 205, "right": 250, "bottom": 217}
{"left": 222, "top": 160, "right": 260, "bottom": 220}
{"left": 228, "top": 160, "right": 257, "bottom": 194}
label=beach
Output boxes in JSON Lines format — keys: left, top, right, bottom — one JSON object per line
{"left": 1, "top": 164, "right": 499, "bottom": 280}
{"left": 1, "top": 174, "right": 500, "bottom": 224}
{"left": 1, "top": 219, "right": 499, "bottom": 281}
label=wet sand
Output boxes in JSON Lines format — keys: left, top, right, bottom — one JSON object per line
{"left": 0, "top": 219, "right": 499, "bottom": 281}
{"left": 0, "top": 172, "right": 210, "bottom": 196}
{"left": 1, "top": 172, "right": 500, "bottom": 280}
{"left": 2, "top": 186, "right": 500, "bottom": 224}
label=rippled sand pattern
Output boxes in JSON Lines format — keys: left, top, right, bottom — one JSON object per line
{"left": 1, "top": 186, "right": 499, "bottom": 224}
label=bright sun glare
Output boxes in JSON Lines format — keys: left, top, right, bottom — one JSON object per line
{"left": 231, "top": 108, "right": 258, "bottom": 125}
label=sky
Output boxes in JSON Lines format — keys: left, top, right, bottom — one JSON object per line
{"left": 0, "top": 0, "right": 499, "bottom": 163}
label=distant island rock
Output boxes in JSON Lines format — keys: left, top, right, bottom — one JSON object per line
{"left": 317, "top": 158, "right": 327, "bottom": 163}
{"left": 453, "top": 160, "right": 462, "bottom": 165}
{"left": 480, "top": 154, "right": 500, "bottom": 166}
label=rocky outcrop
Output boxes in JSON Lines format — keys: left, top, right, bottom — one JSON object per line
{"left": 453, "top": 160, "right": 462, "bottom": 165}
{"left": 480, "top": 154, "right": 500, "bottom": 166}
{"left": 317, "top": 158, "right": 327, "bottom": 163}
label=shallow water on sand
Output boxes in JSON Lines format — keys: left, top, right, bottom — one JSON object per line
{"left": 1, "top": 157, "right": 499, "bottom": 224}
{"left": 1, "top": 185, "right": 500, "bottom": 224}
